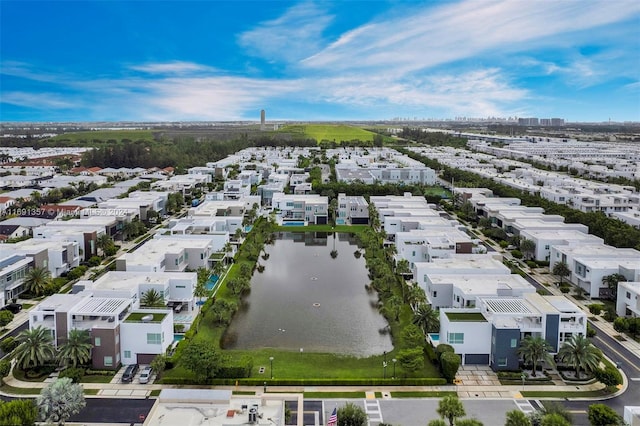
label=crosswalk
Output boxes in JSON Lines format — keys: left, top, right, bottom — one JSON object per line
{"left": 514, "top": 398, "right": 537, "bottom": 414}
{"left": 364, "top": 399, "right": 384, "bottom": 425}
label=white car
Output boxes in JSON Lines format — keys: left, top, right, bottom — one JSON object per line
{"left": 138, "top": 366, "right": 153, "bottom": 384}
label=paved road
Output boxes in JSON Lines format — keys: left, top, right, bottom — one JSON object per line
{"left": 0, "top": 319, "right": 28, "bottom": 359}
{"left": 69, "top": 397, "right": 156, "bottom": 424}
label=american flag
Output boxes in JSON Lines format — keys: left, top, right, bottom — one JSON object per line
{"left": 327, "top": 407, "right": 338, "bottom": 426}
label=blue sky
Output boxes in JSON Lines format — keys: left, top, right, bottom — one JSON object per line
{"left": 1, "top": 0, "right": 639, "bottom": 122}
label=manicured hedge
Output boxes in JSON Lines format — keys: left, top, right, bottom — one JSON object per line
{"left": 160, "top": 377, "right": 447, "bottom": 386}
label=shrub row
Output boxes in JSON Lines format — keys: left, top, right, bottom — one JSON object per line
{"left": 160, "top": 377, "right": 447, "bottom": 386}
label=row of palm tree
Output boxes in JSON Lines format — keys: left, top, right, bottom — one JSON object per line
{"left": 12, "top": 326, "right": 92, "bottom": 370}
{"left": 518, "top": 334, "right": 600, "bottom": 379}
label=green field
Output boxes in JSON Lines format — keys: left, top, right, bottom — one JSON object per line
{"left": 279, "top": 124, "right": 376, "bottom": 142}
{"left": 50, "top": 129, "right": 155, "bottom": 143}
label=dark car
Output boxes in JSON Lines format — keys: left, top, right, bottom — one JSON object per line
{"left": 121, "top": 364, "right": 139, "bottom": 383}
{"left": 0, "top": 303, "right": 22, "bottom": 314}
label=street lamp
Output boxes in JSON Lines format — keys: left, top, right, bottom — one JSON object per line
{"left": 392, "top": 358, "right": 397, "bottom": 379}
{"left": 269, "top": 356, "right": 274, "bottom": 379}
{"left": 383, "top": 351, "right": 387, "bottom": 379}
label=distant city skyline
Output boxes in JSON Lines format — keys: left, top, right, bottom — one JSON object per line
{"left": 1, "top": 1, "right": 639, "bottom": 123}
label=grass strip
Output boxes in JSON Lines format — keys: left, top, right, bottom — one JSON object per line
{"left": 232, "top": 391, "right": 256, "bottom": 395}
{"left": 303, "top": 392, "right": 366, "bottom": 399}
{"left": 521, "top": 389, "right": 611, "bottom": 398}
{"left": 390, "top": 391, "right": 457, "bottom": 398}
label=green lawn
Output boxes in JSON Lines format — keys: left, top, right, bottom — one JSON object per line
{"left": 390, "top": 391, "right": 457, "bottom": 398}
{"left": 81, "top": 375, "right": 115, "bottom": 383}
{"left": 521, "top": 389, "right": 611, "bottom": 398}
{"left": 303, "top": 392, "right": 366, "bottom": 398}
{"left": 444, "top": 312, "right": 487, "bottom": 322}
{"left": 278, "top": 124, "right": 376, "bottom": 143}
{"left": 50, "top": 129, "right": 154, "bottom": 143}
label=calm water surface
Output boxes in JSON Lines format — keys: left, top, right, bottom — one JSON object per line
{"left": 223, "top": 232, "right": 393, "bottom": 356}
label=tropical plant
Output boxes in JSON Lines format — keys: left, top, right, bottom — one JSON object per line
{"left": 96, "top": 234, "right": 113, "bottom": 257}
{"left": 0, "top": 399, "right": 38, "bottom": 426}
{"left": 24, "top": 266, "right": 52, "bottom": 297}
{"left": 412, "top": 304, "right": 440, "bottom": 334}
{"left": 456, "top": 420, "right": 483, "bottom": 426}
{"left": 557, "top": 334, "right": 600, "bottom": 379}
{"left": 58, "top": 329, "right": 92, "bottom": 368}
{"left": 436, "top": 395, "right": 466, "bottom": 426}
{"left": 551, "top": 262, "right": 571, "bottom": 286}
{"left": 505, "top": 409, "right": 532, "bottom": 426}
{"left": 140, "top": 289, "right": 165, "bottom": 307}
{"left": 0, "top": 310, "right": 14, "bottom": 327}
{"left": 440, "top": 351, "right": 461, "bottom": 383}
{"left": 406, "top": 284, "right": 427, "bottom": 311}
{"left": 150, "top": 354, "right": 167, "bottom": 380}
{"left": 13, "top": 326, "right": 56, "bottom": 370}
{"left": 601, "top": 273, "right": 626, "bottom": 300}
{"left": 587, "top": 403, "right": 624, "bottom": 426}
{"left": 396, "top": 347, "right": 424, "bottom": 376}
{"left": 540, "top": 413, "right": 570, "bottom": 426}
{"left": 336, "top": 402, "right": 367, "bottom": 426}
{"left": 427, "top": 420, "right": 447, "bottom": 426}
{"left": 517, "top": 336, "right": 554, "bottom": 377}
{"left": 37, "top": 377, "right": 86, "bottom": 425}
{"left": 399, "top": 323, "right": 425, "bottom": 349}
{"left": 0, "top": 359, "right": 10, "bottom": 385}
{"left": 520, "top": 239, "right": 536, "bottom": 261}
{"left": 180, "top": 341, "right": 227, "bottom": 382}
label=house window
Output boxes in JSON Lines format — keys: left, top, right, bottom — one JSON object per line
{"left": 544, "top": 245, "right": 549, "bottom": 250}
{"left": 627, "top": 292, "right": 631, "bottom": 299}
{"left": 176, "top": 285, "right": 185, "bottom": 288}
{"left": 95, "top": 337, "right": 101, "bottom": 347}
{"left": 124, "top": 350, "right": 131, "bottom": 358}
{"left": 433, "top": 291, "right": 437, "bottom": 298}
{"left": 115, "top": 334, "right": 119, "bottom": 344}
{"left": 510, "top": 338, "right": 518, "bottom": 348}
{"left": 497, "top": 358, "right": 508, "bottom": 367}
{"left": 147, "top": 333, "right": 162, "bottom": 345}
{"left": 104, "top": 356, "right": 113, "bottom": 367}
{"left": 448, "top": 333, "right": 464, "bottom": 344}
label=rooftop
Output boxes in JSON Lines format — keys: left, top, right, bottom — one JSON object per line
{"left": 445, "top": 312, "right": 487, "bottom": 322}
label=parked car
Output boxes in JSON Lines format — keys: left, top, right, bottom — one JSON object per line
{"left": 138, "top": 366, "right": 153, "bottom": 384}
{"left": 0, "top": 303, "right": 22, "bottom": 314}
{"left": 121, "top": 364, "right": 139, "bottom": 383}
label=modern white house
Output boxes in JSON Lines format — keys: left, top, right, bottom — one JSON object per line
{"left": 424, "top": 273, "right": 535, "bottom": 309}
{"left": 29, "top": 292, "right": 174, "bottom": 369}
{"left": 616, "top": 281, "right": 640, "bottom": 317}
{"left": 336, "top": 193, "right": 369, "bottom": 225}
{"left": 437, "top": 293, "right": 586, "bottom": 371}
{"left": 271, "top": 193, "right": 329, "bottom": 225}
{"left": 0, "top": 255, "right": 31, "bottom": 306}
{"left": 550, "top": 243, "right": 640, "bottom": 298}
{"left": 518, "top": 229, "right": 603, "bottom": 262}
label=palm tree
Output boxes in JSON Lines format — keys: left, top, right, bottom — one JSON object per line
{"left": 520, "top": 239, "right": 536, "bottom": 261}
{"left": 13, "top": 326, "right": 56, "bottom": 370}
{"left": 557, "top": 334, "right": 600, "bottom": 379}
{"left": 406, "top": 283, "right": 427, "bottom": 311}
{"left": 517, "top": 336, "right": 554, "bottom": 377}
{"left": 58, "top": 329, "right": 92, "bottom": 368}
{"left": 96, "top": 234, "right": 113, "bottom": 257}
{"left": 504, "top": 409, "right": 531, "bottom": 426}
{"left": 601, "top": 273, "right": 626, "bottom": 300}
{"left": 436, "top": 395, "right": 466, "bottom": 426}
{"left": 412, "top": 304, "right": 440, "bottom": 334}
{"left": 24, "top": 266, "right": 52, "bottom": 297}
{"left": 140, "top": 289, "right": 165, "bottom": 307}
{"left": 37, "top": 377, "right": 86, "bottom": 426}
{"left": 552, "top": 262, "right": 571, "bottom": 286}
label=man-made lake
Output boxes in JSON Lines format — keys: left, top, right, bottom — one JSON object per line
{"left": 223, "top": 232, "right": 393, "bottom": 357}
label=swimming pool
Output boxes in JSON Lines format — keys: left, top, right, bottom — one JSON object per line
{"left": 206, "top": 274, "right": 219, "bottom": 291}
{"left": 283, "top": 221, "right": 305, "bottom": 226}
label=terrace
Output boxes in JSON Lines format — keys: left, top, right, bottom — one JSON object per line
{"left": 444, "top": 312, "right": 487, "bottom": 322}
{"left": 124, "top": 312, "right": 168, "bottom": 323}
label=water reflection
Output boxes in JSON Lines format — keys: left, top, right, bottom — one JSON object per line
{"left": 223, "top": 232, "right": 393, "bottom": 356}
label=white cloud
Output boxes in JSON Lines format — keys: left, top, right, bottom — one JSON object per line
{"left": 308, "top": 68, "right": 527, "bottom": 118}
{"left": 238, "top": 2, "right": 333, "bottom": 63}
{"left": 0, "top": 91, "right": 75, "bottom": 109}
{"left": 301, "top": 0, "right": 640, "bottom": 75}
{"left": 130, "top": 61, "right": 216, "bottom": 75}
